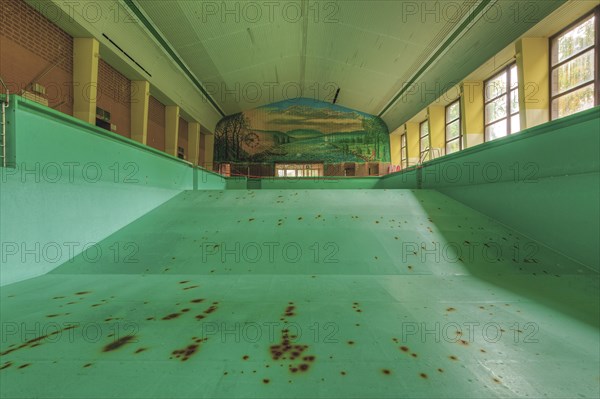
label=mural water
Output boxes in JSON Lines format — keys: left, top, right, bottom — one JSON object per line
{"left": 214, "top": 98, "right": 390, "bottom": 163}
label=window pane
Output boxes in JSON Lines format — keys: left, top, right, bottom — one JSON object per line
{"left": 401, "top": 148, "right": 407, "bottom": 160}
{"left": 401, "top": 134, "right": 407, "bottom": 146}
{"left": 286, "top": 170, "right": 296, "bottom": 177}
{"left": 446, "top": 139, "right": 460, "bottom": 155}
{"left": 554, "top": 16, "right": 595, "bottom": 65}
{"left": 552, "top": 83, "right": 595, "bottom": 118}
{"left": 511, "top": 114, "right": 521, "bottom": 133}
{"left": 510, "top": 89, "right": 519, "bottom": 114}
{"left": 510, "top": 65, "right": 519, "bottom": 89}
{"left": 421, "top": 136, "right": 430, "bottom": 151}
{"left": 552, "top": 49, "right": 595, "bottom": 95}
{"left": 420, "top": 121, "right": 429, "bottom": 137}
{"left": 446, "top": 101, "right": 460, "bottom": 121}
{"left": 446, "top": 120, "right": 460, "bottom": 140}
{"left": 485, "top": 120, "right": 508, "bottom": 141}
{"left": 485, "top": 97, "right": 507, "bottom": 124}
{"left": 485, "top": 72, "right": 507, "bottom": 101}
{"left": 277, "top": 170, "right": 284, "bottom": 177}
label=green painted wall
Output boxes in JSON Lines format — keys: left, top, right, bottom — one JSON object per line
{"left": 377, "top": 169, "right": 419, "bottom": 189}
{"left": 2, "top": 96, "right": 597, "bottom": 285}
{"left": 0, "top": 96, "right": 225, "bottom": 286}
{"left": 261, "top": 177, "right": 380, "bottom": 190}
{"left": 419, "top": 107, "right": 600, "bottom": 271}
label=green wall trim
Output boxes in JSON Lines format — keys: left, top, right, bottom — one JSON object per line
{"left": 423, "top": 106, "right": 600, "bottom": 170}
{"left": 382, "top": 106, "right": 600, "bottom": 184}
{"left": 4, "top": 95, "right": 225, "bottom": 187}
{"left": 9, "top": 95, "right": 193, "bottom": 167}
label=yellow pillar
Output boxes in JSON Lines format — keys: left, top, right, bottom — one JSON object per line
{"left": 130, "top": 81, "right": 150, "bottom": 144}
{"left": 389, "top": 129, "right": 402, "bottom": 166}
{"left": 428, "top": 105, "right": 445, "bottom": 158}
{"left": 204, "top": 134, "right": 215, "bottom": 171}
{"left": 72, "top": 38, "right": 99, "bottom": 124}
{"left": 516, "top": 37, "right": 550, "bottom": 129}
{"left": 199, "top": 132, "right": 206, "bottom": 165}
{"left": 165, "top": 105, "right": 180, "bottom": 157}
{"left": 188, "top": 122, "right": 201, "bottom": 166}
{"left": 461, "top": 81, "right": 484, "bottom": 148}
{"left": 405, "top": 122, "right": 420, "bottom": 166}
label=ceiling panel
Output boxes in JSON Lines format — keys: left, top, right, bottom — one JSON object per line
{"left": 135, "top": 0, "right": 567, "bottom": 130}
{"left": 380, "top": 0, "right": 568, "bottom": 129}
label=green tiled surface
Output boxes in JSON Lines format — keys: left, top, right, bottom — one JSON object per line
{"left": 1, "top": 190, "right": 598, "bottom": 398}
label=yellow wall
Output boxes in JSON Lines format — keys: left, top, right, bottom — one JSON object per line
{"left": 406, "top": 122, "right": 420, "bottom": 166}
{"left": 461, "top": 81, "right": 484, "bottom": 148}
{"left": 428, "top": 105, "right": 445, "bottom": 158}
{"left": 165, "top": 105, "right": 180, "bottom": 157}
{"left": 516, "top": 37, "right": 550, "bottom": 129}
{"left": 131, "top": 81, "right": 150, "bottom": 144}
{"left": 204, "top": 134, "right": 215, "bottom": 170}
{"left": 389, "top": 130, "right": 402, "bottom": 165}
{"left": 188, "top": 122, "right": 201, "bottom": 165}
{"left": 72, "top": 38, "right": 99, "bottom": 124}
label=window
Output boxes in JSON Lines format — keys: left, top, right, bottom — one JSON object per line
{"left": 484, "top": 63, "right": 520, "bottom": 141}
{"left": 445, "top": 100, "right": 461, "bottom": 154}
{"left": 275, "top": 163, "right": 323, "bottom": 177}
{"left": 550, "top": 9, "right": 599, "bottom": 119}
{"left": 419, "top": 120, "right": 430, "bottom": 162}
{"left": 400, "top": 133, "right": 408, "bottom": 169}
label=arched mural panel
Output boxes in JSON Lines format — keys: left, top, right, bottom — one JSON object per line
{"left": 214, "top": 98, "right": 390, "bottom": 164}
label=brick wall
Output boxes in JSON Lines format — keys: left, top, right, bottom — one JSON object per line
{"left": 0, "top": 0, "right": 73, "bottom": 115}
{"left": 147, "top": 96, "right": 165, "bottom": 151}
{"left": 178, "top": 117, "right": 188, "bottom": 159}
{"left": 97, "top": 58, "right": 131, "bottom": 138}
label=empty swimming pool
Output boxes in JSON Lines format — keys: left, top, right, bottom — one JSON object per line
{"left": 1, "top": 189, "right": 599, "bottom": 398}
{"left": 1, "top": 97, "right": 599, "bottom": 398}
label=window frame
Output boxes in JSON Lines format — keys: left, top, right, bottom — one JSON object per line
{"left": 400, "top": 133, "right": 408, "bottom": 169}
{"left": 445, "top": 99, "right": 462, "bottom": 154}
{"left": 549, "top": 7, "right": 600, "bottom": 120}
{"left": 419, "top": 120, "right": 430, "bottom": 162}
{"left": 483, "top": 62, "right": 520, "bottom": 142}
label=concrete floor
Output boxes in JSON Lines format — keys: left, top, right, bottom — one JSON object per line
{"left": 1, "top": 189, "right": 598, "bottom": 398}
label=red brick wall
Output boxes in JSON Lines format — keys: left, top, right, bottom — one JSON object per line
{"left": 97, "top": 58, "right": 131, "bottom": 138}
{"left": 0, "top": 0, "right": 73, "bottom": 115}
{"left": 148, "top": 96, "right": 165, "bottom": 151}
{"left": 178, "top": 117, "right": 188, "bottom": 159}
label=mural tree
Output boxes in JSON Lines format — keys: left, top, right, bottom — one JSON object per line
{"left": 362, "top": 117, "right": 388, "bottom": 161}
{"left": 214, "top": 113, "right": 250, "bottom": 161}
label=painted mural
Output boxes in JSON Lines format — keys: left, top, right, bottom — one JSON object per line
{"left": 214, "top": 98, "right": 390, "bottom": 163}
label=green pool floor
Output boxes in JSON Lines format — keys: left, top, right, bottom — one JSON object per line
{"left": 1, "top": 189, "right": 598, "bottom": 398}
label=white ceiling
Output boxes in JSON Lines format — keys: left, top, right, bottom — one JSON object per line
{"left": 28, "top": 0, "right": 568, "bottom": 131}
{"left": 135, "top": 0, "right": 567, "bottom": 130}
{"left": 134, "top": 1, "right": 478, "bottom": 112}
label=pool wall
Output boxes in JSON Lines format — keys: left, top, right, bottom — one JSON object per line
{"left": 1, "top": 96, "right": 598, "bottom": 286}
{"left": 418, "top": 108, "right": 600, "bottom": 271}
{"left": 0, "top": 97, "right": 225, "bottom": 285}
